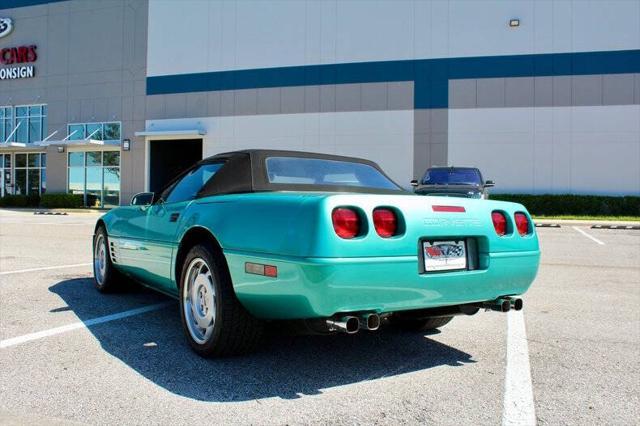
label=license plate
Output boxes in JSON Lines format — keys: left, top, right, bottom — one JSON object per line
{"left": 423, "top": 240, "right": 467, "bottom": 272}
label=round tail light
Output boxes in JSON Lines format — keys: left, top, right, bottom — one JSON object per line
{"left": 373, "top": 208, "right": 398, "bottom": 237}
{"left": 492, "top": 211, "right": 507, "bottom": 236}
{"left": 332, "top": 208, "right": 360, "bottom": 239}
{"left": 514, "top": 212, "right": 530, "bottom": 236}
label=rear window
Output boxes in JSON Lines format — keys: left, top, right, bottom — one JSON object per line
{"left": 421, "top": 168, "right": 482, "bottom": 186}
{"left": 265, "top": 157, "right": 400, "bottom": 190}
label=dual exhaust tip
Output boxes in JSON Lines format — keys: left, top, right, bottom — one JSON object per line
{"left": 484, "top": 297, "right": 523, "bottom": 313}
{"left": 326, "top": 313, "right": 380, "bottom": 334}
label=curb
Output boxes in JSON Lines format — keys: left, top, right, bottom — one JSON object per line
{"left": 34, "top": 211, "right": 68, "bottom": 216}
{"left": 591, "top": 224, "right": 640, "bottom": 230}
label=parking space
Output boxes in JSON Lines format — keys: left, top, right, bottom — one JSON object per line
{"left": 1, "top": 210, "right": 638, "bottom": 425}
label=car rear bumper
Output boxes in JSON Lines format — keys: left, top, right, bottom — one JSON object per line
{"left": 225, "top": 249, "right": 540, "bottom": 319}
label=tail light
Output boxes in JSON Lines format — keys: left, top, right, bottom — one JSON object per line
{"left": 514, "top": 212, "right": 530, "bottom": 236}
{"left": 332, "top": 208, "right": 360, "bottom": 239}
{"left": 373, "top": 208, "right": 398, "bottom": 237}
{"left": 492, "top": 211, "right": 507, "bottom": 236}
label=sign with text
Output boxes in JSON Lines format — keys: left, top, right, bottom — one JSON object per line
{"left": 0, "top": 45, "right": 37, "bottom": 80}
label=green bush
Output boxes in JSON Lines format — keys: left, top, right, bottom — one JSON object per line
{"left": 491, "top": 194, "right": 640, "bottom": 216}
{"left": 39, "top": 193, "right": 84, "bottom": 209}
{"left": 0, "top": 194, "right": 40, "bottom": 207}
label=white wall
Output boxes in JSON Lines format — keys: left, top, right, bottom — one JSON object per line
{"left": 147, "top": 0, "right": 640, "bottom": 77}
{"left": 145, "top": 111, "right": 415, "bottom": 186}
{"left": 448, "top": 105, "right": 640, "bottom": 195}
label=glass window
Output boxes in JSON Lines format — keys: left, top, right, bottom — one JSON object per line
{"left": 103, "top": 167, "right": 120, "bottom": 207}
{"left": 69, "top": 152, "right": 84, "bottom": 167}
{"left": 14, "top": 169, "right": 26, "bottom": 195}
{"left": 41, "top": 168, "right": 46, "bottom": 194}
{"left": 28, "top": 153, "right": 40, "bottom": 167}
{"left": 68, "top": 167, "right": 84, "bottom": 194}
{"left": 16, "top": 117, "right": 28, "bottom": 143}
{"left": 41, "top": 153, "right": 46, "bottom": 167}
{"left": 28, "top": 169, "right": 40, "bottom": 195}
{"left": 103, "top": 151, "right": 120, "bottom": 167}
{"left": 4, "top": 153, "right": 11, "bottom": 168}
{"left": 68, "top": 124, "right": 85, "bottom": 140}
{"left": 265, "top": 157, "right": 401, "bottom": 191}
{"left": 16, "top": 106, "right": 28, "bottom": 117}
{"left": 86, "top": 151, "right": 102, "bottom": 166}
{"left": 15, "top": 154, "right": 26, "bottom": 168}
{"left": 67, "top": 151, "right": 120, "bottom": 207}
{"left": 86, "top": 123, "right": 103, "bottom": 141}
{"left": 165, "top": 163, "right": 223, "bottom": 204}
{"left": 103, "top": 123, "right": 121, "bottom": 141}
{"left": 421, "top": 168, "right": 483, "bottom": 186}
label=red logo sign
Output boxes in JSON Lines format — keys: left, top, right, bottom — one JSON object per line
{"left": 0, "top": 45, "right": 37, "bottom": 65}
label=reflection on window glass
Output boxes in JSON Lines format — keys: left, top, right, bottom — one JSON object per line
{"left": 28, "top": 153, "right": 40, "bottom": 167}
{"left": 28, "top": 169, "right": 40, "bottom": 195}
{"left": 15, "top": 154, "right": 26, "bottom": 168}
{"left": 41, "top": 153, "right": 46, "bottom": 167}
{"left": 16, "top": 107, "right": 27, "bottom": 117}
{"left": 166, "top": 163, "right": 223, "bottom": 204}
{"left": 16, "top": 118, "right": 28, "bottom": 143}
{"left": 86, "top": 151, "right": 102, "bottom": 166}
{"left": 68, "top": 167, "right": 84, "bottom": 194}
{"left": 103, "top": 151, "right": 120, "bottom": 167}
{"left": 103, "top": 167, "right": 120, "bottom": 207}
{"left": 103, "top": 123, "right": 121, "bottom": 141}
{"left": 14, "top": 169, "right": 26, "bottom": 195}
{"left": 86, "top": 123, "right": 103, "bottom": 141}
{"left": 68, "top": 124, "right": 85, "bottom": 140}
{"left": 29, "top": 105, "right": 41, "bottom": 115}
{"left": 69, "top": 152, "right": 84, "bottom": 167}
{"left": 41, "top": 168, "right": 46, "bottom": 194}
{"left": 29, "top": 118, "right": 42, "bottom": 142}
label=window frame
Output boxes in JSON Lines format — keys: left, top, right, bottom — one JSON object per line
{"left": 66, "top": 150, "right": 121, "bottom": 207}
{"left": 12, "top": 152, "right": 46, "bottom": 196}
{"left": 161, "top": 162, "right": 225, "bottom": 204}
{"left": 66, "top": 121, "right": 122, "bottom": 142}
{"left": 14, "top": 103, "right": 47, "bottom": 143}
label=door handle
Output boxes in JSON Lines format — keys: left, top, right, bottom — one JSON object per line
{"left": 169, "top": 212, "right": 180, "bottom": 222}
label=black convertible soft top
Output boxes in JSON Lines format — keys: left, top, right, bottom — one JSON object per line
{"left": 181, "top": 149, "right": 404, "bottom": 197}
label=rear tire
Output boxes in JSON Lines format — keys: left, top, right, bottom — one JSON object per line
{"left": 178, "top": 243, "right": 263, "bottom": 357}
{"left": 389, "top": 315, "right": 453, "bottom": 331}
{"left": 92, "top": 226, "right": 126, "bottom": 292}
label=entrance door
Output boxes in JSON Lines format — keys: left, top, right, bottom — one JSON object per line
{"left": 149, "top": 139, "right": 202, "bottom": 194}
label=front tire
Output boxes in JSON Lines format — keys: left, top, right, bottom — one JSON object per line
{"left": 92, "top": 226, "right": 125, "bottom": 292}
{"left": 179, "top": 243, "right": 263, "bottom": 357}
{"left": 389, "top": 315, "right": 453, "bottom": 331}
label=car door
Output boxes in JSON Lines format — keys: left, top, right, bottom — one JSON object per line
{"left": 142, "top": 163, "right": 224, "bottom": 294}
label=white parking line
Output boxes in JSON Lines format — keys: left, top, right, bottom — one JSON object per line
{"left": 0, "top": 302, "right": 173, "bottom": 349}
{"left": 572, "top": 226, "right": 605, "bottom": 245}
{"left": 0, "top": 263, "right": 92, "bottom": 276}
{"left": 503, "top": 310, "right": 536, "bottom": 426}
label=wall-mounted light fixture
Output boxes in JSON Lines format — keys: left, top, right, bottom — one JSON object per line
{"left": 57, "top": 146, "right": 65, "bottom": 153}
{"left": 509, "top": 19, "right": 520, "bottom": 28}
{"left": 122, "top": 138, "right": 131, "bottom": 151}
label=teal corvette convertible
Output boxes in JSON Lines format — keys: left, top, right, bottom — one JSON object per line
{"left": 93, "top": 150, "right": 540, "bottom": 357}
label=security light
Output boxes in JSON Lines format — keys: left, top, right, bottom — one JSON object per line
{"left": 122, "top": 138, "right": 131, "bottom": 151}
{"left": 57, "top": 146, "right": 64, "bottom": 153}
{"left": 509, "top": 19, "right": 520, "bottom": 27}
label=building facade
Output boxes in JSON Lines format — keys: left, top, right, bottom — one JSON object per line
{"left": 1, "top": 0, "right": 639, "bottom": 207}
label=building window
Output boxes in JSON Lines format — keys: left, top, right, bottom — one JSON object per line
{"left": 68, "top": 151, "right": 120, "bottom": 207}
{"left": 0, "top": 105, "right": 47, "bottom": 143}
{"left": 0, "top": 106, "right": 13, "bottom": 143}
{"left": 0, "top": 153, "right": 11, "bottom": 197}
{"left": 15, "top": 105, "right": 47, "bottom": 143}
{"left": 13, "top": 153, "right": 46, "bottom": 196}
{"left": 67, "top": 122, "right": 121, "bottom": 142}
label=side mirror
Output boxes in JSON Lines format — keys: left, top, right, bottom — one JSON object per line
{"left": 410, "top": 179, "right": 419, "bottom": 187}
{"left": 131, "top": 192, "right": 154, "bottom": 206}
{"left": 484, "top": 180, "right": 495, "bottom": 188}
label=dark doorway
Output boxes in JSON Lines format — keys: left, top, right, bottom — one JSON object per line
{"left": 149, "top": 139, "right": 202, "bottom": 193}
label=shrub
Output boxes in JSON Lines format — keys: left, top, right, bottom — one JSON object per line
{"left": 491, "top": 194, "right": 640, "bottom": 216}
{"left": 39, "top": 193, "right": 84, "bottom": 209}
{"left": 0, "top": 194, "right": 40, "bottom": 207}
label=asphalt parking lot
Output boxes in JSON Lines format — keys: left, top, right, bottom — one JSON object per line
{"left": 0, "top": 209, "right": 638, "bottom": 425}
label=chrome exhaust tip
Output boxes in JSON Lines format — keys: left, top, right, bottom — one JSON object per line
{"left": 509, "top": 297, "right": 523, "bottom": 311}
{"left": 359, "top": 313, "right": 380, "bottom": 331}
{"left": 484, "top": 298, "right": 511, "bottom": 313}
{"left": 326, "top": 316, "right": 360, "bottom": 334}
